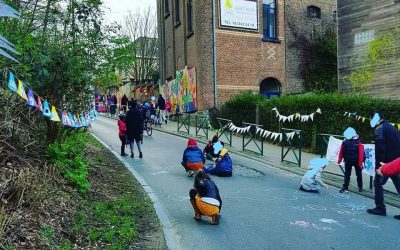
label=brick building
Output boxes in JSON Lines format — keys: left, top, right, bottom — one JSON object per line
{"left": 157, "top": 0, "right": 336, "bottom": 110}
{"left": 337, "top": 0, "right": 400, "bottom": 98}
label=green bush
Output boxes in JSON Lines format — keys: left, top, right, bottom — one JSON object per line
{"left": 48, "top": 133, "right": 91, "bottom": 192}
{"left": 216, "top": 92, "right": 400, "bottom": 150}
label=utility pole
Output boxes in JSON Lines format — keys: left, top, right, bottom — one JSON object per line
{"left": 211, "top": 0, "right": 218, "bottom": 109}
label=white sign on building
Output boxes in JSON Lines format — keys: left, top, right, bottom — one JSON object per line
{"left": 220, "top": 0, "right": 258, "bottom": 30}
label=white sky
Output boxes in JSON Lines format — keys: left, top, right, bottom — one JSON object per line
{"left": 102, "top": 0, "right": 157, "bottom": 25}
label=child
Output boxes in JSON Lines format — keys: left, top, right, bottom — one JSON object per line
{"left": 205, "top": 141, "right": 233, "bottom": 177}
{"left": 189, "top": 171, "right": 222, "bottom": 225}
{"left": 118, "top": 114, "right": 128, "bottom": 156}
{"left": 300, "top": 158, "right": 329, "bottom": 193}
{"left": 377, "top": 158, "right": 400, "bottom": 176}
{"left": 165, "top": 101, "right": 172, "bottom": 123}
{"left": 337, "top": 127, "right": 365, "bottom": 193}
{"left": 203, "top": 135, "right": 220, "bottom": 160}
{"left": 181, "top": 138, "right": 205, "bottom": 177}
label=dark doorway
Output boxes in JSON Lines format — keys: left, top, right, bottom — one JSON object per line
{"left": 260, "top": 77, "right": 281, "bottom": 98}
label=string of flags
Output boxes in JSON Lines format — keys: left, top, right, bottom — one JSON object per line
{"left": 344, "top": 112, "right": 400, "bottom": 130}
{"left": 4, "top": 70, "right": 98, "bottom": 128}
{"left": 272, "top": 107, "right": 322, "bottom": 123}
{"left": 0, "top": 2, "right": 20, "bottom": 62}
{"left": 226, "top": 122, "right": 300, "bottom": 142}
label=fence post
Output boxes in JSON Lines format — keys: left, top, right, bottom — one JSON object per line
{"left": 311, "top": 125, "right": 317, "bottom": 154}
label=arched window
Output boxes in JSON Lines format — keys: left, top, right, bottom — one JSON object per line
{"left": 307, "top": 6, "right": 321, "bottom": 19}
{"left": 263, "top": 0, "right": 277, "bottom": 40}
{"left": 260, "top": 78, "right": 281, "bottom": 98}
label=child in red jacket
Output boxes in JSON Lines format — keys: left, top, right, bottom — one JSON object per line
{"left": 377, "top": 158, "right": 400, "bottom": 176}
{"left": 337, "top": 127, "right": 365, "bottom": 193}
{"left": 118, "top": 114, "right": 128, "bottom": 156}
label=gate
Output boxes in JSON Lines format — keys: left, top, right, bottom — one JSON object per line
{"left": 281, "top": 128, "right": 302, "bottom": 167}
{"left": 177, "top": 113, "right": 190, "bottom": 134}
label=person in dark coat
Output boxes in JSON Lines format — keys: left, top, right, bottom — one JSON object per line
{"left": 156, "top": 94, "right": 166, "bottom": 124}
{"left": 367, "top": 113, "right": 400, "bottom": 218}
{"left": 121, "top": 94, "right": 128, "bottom": 113}
{"left": 125, "top": 100, "right": 144, "bottom": 158}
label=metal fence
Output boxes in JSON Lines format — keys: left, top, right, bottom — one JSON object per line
{"left": 281, "top": 128, "right": 302, "bottom": 167}
{"left": 242, "top": 122, "right": 264, "bottom": 155}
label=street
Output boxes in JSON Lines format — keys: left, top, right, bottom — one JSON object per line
{"left": 91, "top": 116, "right": 400, "bottom": 250}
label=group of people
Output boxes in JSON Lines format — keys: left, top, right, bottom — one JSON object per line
{"left": 299, "top": 112, "right": 400, "bottom": 220}
{"left": 180, "top": 135, "right": 233, "bottom": 225}
{"left": 118, "top": 100, "right": 144, "bottom": 158}
{"left": 96, "top": 93, "right": 118, "bottom": 116}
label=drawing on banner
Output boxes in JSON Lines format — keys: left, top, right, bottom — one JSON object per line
{"left": 290, "top": 221, "right": 332, "bottom": 231}
{"left": 350, "top": 219, "right": 381, "bottom": 230}
{"left": 363, "top": 144, "right": 376, "bottom": 177}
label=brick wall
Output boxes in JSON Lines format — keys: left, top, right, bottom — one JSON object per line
{"left": 216, "top": 0, "right": 286, "bottom": 104}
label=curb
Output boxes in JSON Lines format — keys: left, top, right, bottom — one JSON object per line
{"left": 90, "top": 133, "right": 178, "bottom": 250}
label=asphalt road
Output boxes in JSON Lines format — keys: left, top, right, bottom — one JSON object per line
{"left": 91, "top": 117, "right": 400, "bottom": 250}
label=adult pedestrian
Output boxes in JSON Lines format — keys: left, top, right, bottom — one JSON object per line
{"left": 121, "top": 94, "right": 128, "bottom": 113}
{"left": 156, "top": 94, "right": 166, "bottom": 124}
{"left": 367, "top": 113, "right": 400, "bottom": 217}
{"left": 125, "top": 100, "right": 144, "bottom": 158}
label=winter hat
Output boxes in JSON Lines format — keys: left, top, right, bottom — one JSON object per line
{"left": 343, "top": 127, "right": 357, "bottom": 140}
{"left": 188, "top": 138, "right": 197, "bottom": 147}
{"left": 211, "top": 135, "right": 219, "bottom": 143}
{"left": 213, "top": 141, "right": 223, "bottom": 155}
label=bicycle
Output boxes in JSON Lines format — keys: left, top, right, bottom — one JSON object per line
{"left": 144, "top": 119, "right": 153, "bottom": 136}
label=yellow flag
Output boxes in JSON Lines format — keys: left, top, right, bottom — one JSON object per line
{"left": 17, "top": 80, "right": 27, "bottom": 100}
{"left": 362, "top": 117, "right": 366, "bottom": 123}
{"left": 50, "top": 106, "right": 61, "bottom": 122}
{"left": 397, "top": 124, "right": 400, "bottom": 130}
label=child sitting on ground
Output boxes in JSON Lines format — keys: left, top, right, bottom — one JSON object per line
{"left": 300, "top": 158, "right": 329, "bottom": 193}
{"left": 181, "top": 138, "right": 205, "bottom": 177}
{"left": 117, "top": 114, "right": 128, "bottom": 156}
{"left": 205, "top": 141, "right": 233, "bottom": 177}
{"left": 189, "top": 171, "right": 222, "bottom": 225}
{"left": 203, "top": 135, "right": 220, "bottom": 161}
{"left": 337, "top": 127, "right": 365, "bottom": 193}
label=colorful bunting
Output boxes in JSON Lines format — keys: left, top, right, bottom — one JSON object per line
{"left": 42, "top": 101, "right": 52, "bottom": 118}
{"left": 26, "top": 89, "right": 38, "bottom": 108}
{"left": 7, "top": 71, "right": 17, "bottom": 93}
{"left": 17, "top": 80, "right": 27, "bottom": 100}
{"left": 37, "top": 96, "right": 43, "bottom": 111}
{"left": 272, "top": 108, "right": 321, "bottom": 123}
{"left": 50, "top": 106, "right": 60, "bottom": 122}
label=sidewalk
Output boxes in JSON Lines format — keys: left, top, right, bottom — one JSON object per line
{"left": 154, "top": 118, "right": 400, "bottom": 207}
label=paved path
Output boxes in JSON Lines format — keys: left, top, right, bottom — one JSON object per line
{"left": 91, "top": 116, "right": 400, "bottom": 250}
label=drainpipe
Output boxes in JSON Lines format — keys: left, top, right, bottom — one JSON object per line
{"left": 211, "top": 0, "right": 218, "bottom": 109}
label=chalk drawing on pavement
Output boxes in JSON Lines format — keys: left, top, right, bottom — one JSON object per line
{"left": 337, "top": 203, "right": 366, "bottom": 211}
{"left": 331, "top": 193, "right": 350, "bottom": 200}
{"left": 290, "top": 221, "right": 332, "bottom": 231}
{"left": 167, "top": 194, "right": 189, "bottom": 202}
{"left": 289, "top": 204, "right": 327, "bottom": 211}
{"left": 222, "top": 188, "right": 318, "bottom": 202}
{"left": 350, "top": 219, "right": 381, "bottom": 230}
{"left": 319, "top": 218, "right": 346, "bottom": 228}
{"left": 331, "top": 208, "right": 362, "bottom": 216}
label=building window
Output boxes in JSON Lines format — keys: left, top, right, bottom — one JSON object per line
{"left": 354, "top": 30, "right": 374, "bottom": 45}
{"left": 307, "top": 6, "right": 321, "bottom": 19}
{"left": 187, "top": 0, "right": 193, "bottom": 35}
{"left": 175, "top": 0, "right": 180, "bottom": 24}
{"left": 333, "top": 11, "right": 337, "bottom": 23}
{"left": 263, "top": 0, "right": 277, "bottom": 41}
{"left": 164, "top": 0, "right": 169, "bottom": 15}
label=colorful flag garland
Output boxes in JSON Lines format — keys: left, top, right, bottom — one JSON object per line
{"left": 3, "top": 70, "right": 97, "bottom": 128}
{"left": 272, "top": 108, "right": 322, "bottom": 123}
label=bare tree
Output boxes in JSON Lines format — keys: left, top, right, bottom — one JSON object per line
{"left": 122, "top": 7, "right": 158, "bottom": 84}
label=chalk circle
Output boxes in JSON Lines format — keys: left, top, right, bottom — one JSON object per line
{"left": 168, "top": 194, "right": 189, "bottom": 202}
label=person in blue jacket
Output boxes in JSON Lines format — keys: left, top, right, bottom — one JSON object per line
{"left": 181, "top": 138, "right": 206, "bottom": 177}
{"left": 205, "top": 141, "right": 233, "bottom": 177}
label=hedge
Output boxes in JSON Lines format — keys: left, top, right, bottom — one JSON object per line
{"left": 211, "top": 92, "right": 400, "bottom": 151}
